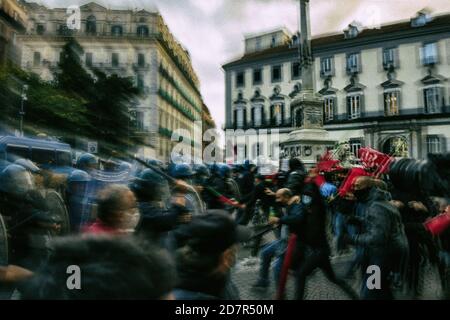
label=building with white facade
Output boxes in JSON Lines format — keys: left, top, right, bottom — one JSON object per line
{"left": 17, "top": 1, "right": 207, "bottom": 161}
{"left": 223, "top": 11, "right": 450, "bottom": 161}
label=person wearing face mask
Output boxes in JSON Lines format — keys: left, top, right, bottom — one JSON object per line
{"left": 83, "top": 184, "right": 140, "bottom": 235}
{"left": 343, "top": 176, "right": 408, "bottom": 300}
{"left": 269, "top": 185, "right": 357, "bottom": 300}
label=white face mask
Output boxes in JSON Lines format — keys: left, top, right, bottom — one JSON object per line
{"left": 302, "top": 195, "right": 313, "bottom": 206}
{"left": 119, "top": 208, "right": 141, "bottom": 233}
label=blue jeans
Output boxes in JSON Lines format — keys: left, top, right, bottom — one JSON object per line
{"left": 258, "top": 240, "right": 283, "bottom": 284}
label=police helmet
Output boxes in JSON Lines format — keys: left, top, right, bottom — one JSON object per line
{"left": 0, "top": 164, "right": 35, "bottom": 195}
{"left": 14, "top": 158, "right": 41, "bottom": 174}
{"left": 76, "top": 153, "right": 98, "bottom": 170}
{"left": 68, "top": 170, "right": 91, "bottom": 183}
{"left": 130, "top": 168, "right": 168, "bottom": 199}
{"left": 193, "top": 163, "right": 210, "bottom": 177}
{"left": 217, "top": 163, "right": 231, "bottom": 179}
{"left": 173, "top": 163, "right": 194, "bottom": 179}
{"left": 118, "top": 161, "right": 132, "bottom": 172}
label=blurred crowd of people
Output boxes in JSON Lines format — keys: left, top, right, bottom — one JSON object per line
{"left": 0, "top": 152, "right": 449, "bottom": 300}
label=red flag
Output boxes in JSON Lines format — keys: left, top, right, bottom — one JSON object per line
{"left": 338, "top": 167, "right": 370, "bottom": 197}
{"left": 358, "top": 148, "right": 393, "bottom": 175}
{"left": 423, "top": 212, "right": 450, "bottom": 236}
{"left": 276, "top": 234, "right": 297, "bottom": 300}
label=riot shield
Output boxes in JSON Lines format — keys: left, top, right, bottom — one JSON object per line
{"left": 0, "top": 213, "right": 8, "bottom": 265}
{"left": 45, "top": 190, "right": 70, "bottom": 235}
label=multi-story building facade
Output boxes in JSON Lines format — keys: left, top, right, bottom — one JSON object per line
{"left": 0, "top": 0, "right": 27, "bottom": 65}
{"left": 17, "top": 1, "right": 208, "bottom": 161}
{"left": 223, "top": 12, "right": 450, "bottom": 160}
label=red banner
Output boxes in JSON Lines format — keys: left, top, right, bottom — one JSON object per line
{"left": 338, "top": 167, "right": 370, "bottom": 197}
{"left": 358, "top": 148, "right": 394, "bottom": 177}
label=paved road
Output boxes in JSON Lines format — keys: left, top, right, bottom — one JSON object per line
{"left": 233, "top": 246, "right": 446, "bottom": 300}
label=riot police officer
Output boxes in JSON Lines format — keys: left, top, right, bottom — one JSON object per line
{"left": 66, "top": 170, "right": 91, "bottom": 233}
{"left": 130, "top": 168, "right": 191, "bottom": 248}
{"left": 172, "top": 163, "right": 204, "bottom": 215}
{"left": 0, "top": 164, "right": 61, "bottom": 270}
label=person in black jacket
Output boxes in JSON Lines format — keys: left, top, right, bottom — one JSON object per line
{"left": 285, "top": 158, "right": 306, "bottom": 196}
{"left": 344, "top": 176, "right": 408, "bottom": 300}
{"left": 239, "top": 174, "right": 277, "bottom": 223}
{"left": 270, "top": 185, "right": 358, "bottom": 300}
{"left": 235, "top": 161, "right": 257, "bottom": 224}
{"left": 173, "top": 211, "right": 250, "bottom": 300}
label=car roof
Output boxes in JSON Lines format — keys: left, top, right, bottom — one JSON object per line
{"left": 0, "top": 136, "right": 71, "bottom": 151}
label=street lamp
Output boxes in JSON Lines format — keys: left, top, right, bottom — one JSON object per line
{"left": 19, "top": 84, "right": 28, "bottom": 137}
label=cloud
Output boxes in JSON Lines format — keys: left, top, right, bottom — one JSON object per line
{"left": 31, "top": 0, "right": 450, "bottom": 135}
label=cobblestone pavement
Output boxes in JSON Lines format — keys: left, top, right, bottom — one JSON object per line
{"left": 233, "top": 246, "right": 445, "bottom": 300}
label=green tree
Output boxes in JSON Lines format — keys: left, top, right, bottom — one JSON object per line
{"left": 54, "top": 38, "right": 143, "bottom": 156}
{"left": 0, "top": 65, "right": 90, "bottom": 137}
{"left": 54, "top": 38, "right": 95, "bottom": 100}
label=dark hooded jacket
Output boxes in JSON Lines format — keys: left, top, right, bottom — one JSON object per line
{"left": 350, "top": 187, "right": 408, "bottom": 258}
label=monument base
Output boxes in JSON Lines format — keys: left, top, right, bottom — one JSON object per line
{"left": 282, "top": 129, "right": 337, "bottom": 168}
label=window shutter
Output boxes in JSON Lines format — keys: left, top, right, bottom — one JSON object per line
{"left": 261, "top": 107, "right": 265, "bottom": 127}
{"left": 423, "top": 89, "right": 428, "bottom": 113}
{"left": 394, "top": 48, "right": 400, "bottom": 68}
{"left": 331, "top": 57, "right": 335, "bottom": 76}
{"left": 281, "top": 104, "right": 285, "bottom": 125}
{"left": 270, "top": 105, "right": 274, "bottom": 125}
{"left": 440, "top": 136, "right": 447, "bottom": 153}
{"left": 332, "top": 97, "right": 336, "bottom": 119}
{"left": 346, "top": 96, "right": 351, "bottom": 119}
{"left": 243, "top": 108, "right": 247, "bottom": 127}
{"left": 251, "top": 107, "right": 255, "bottom": 125}
{"left": 357, "top": 54, "right": 362, "bottom": 73}
{"left": 360, "top": 94, "right": 365, "bottom": 117}
{"left": 435, "top": 43, "right": 440, "bottom": 64}
{"left": 233, "top": 109, "right": 237, "bottom": 129}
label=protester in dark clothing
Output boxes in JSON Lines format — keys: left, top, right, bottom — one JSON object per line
{"left": 172, "top": 211, "right": 250, "bottom": 300}
{"left": 269, "top": 186, "right": 357, "bottom": 300}
{"left": 285, "top": 158, "right": 306, "bottom": 196}
{"left": 19, "top": 236, "right": 176, "bottom": 300}
{"left": 238, "top": 161, "right": 256, "bottom": 202}
{"left": 344, "top": 176, "right": 408, "bottom": 300}
{"left": 236, "top": 161, "right": 256, "bottom": 223}
{"left": 237, "top": 174, "right": 277, "bottom": 225}
{"left": 391, "top": 190, "right": 438, "bottom": 297}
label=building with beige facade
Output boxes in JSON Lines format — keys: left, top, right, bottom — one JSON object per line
{"left": 16, "top": 1, "right": 208, "bottom": 162}
{"left": 0, "top": 0, "right": 27, "bottom": 65}
{"left": 223, "top": 11, "right": 450, "bottom": 161}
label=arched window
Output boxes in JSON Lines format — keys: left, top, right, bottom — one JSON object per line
{"left": 111, "top": 25, "right": 123, "bottom": 36}
{"left": 270, "top": 103, "right": 284, "bottom": 126}
{"left": 137, "top": 25, "right": 149, "bottom": 37}
{"left": 252, "top": 105, "right": 264, "bottom": 127}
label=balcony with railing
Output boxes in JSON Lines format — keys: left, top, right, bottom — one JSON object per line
{"left": 132, "top": 63, "right": 151, "bottom": 71}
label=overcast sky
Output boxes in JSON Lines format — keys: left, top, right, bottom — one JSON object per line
{"left": 35, "top": 0, "right": 450, "bottom": 132}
